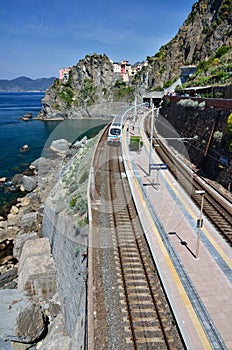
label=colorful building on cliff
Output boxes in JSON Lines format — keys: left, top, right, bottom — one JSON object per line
{"left": 59, "top": 67, "right": 71, "bottom": 81}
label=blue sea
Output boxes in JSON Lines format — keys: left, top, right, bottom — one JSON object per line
{"left": 0, "top": 92, "right": 108, "bottom": 216}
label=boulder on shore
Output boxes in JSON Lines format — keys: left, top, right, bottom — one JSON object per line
{"left": 18, "top": 238, "right": 57, "bottom": 300}
{"left": 20, "top": 113, "right": 33, "bottom": 121}
{"left": 22, "top": 175, "right": 37, "bottom": 192}
{"left": 20, "top": 144, "right": 30, "bottom": 151}
{"left": 50, "top": 139, "right": 70, "bottom": 155}
{"left": 0, "top": 289, "right": 45, "bottom": 343}
{"left": 0, "top": 267, "right": 18, "bottom": 289}
{"left": 12, "top": 174, "right": 23, "bottom": 186}
{"left": 20, "top": 212, "right": 39, "bottom": 232}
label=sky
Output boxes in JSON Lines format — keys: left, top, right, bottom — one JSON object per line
{"left": 0, "top": 0, "right": 195, "bottom": 79}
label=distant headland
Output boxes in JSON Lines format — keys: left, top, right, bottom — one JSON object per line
{"left": 0, "top": 76, "right": 56, "bottom": 92}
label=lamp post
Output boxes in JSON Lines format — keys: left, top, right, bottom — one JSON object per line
{"left": 195, "top": 190, "right": 205, "bottom": 259}
{"left": 133, "top": 95, "right": 137, "bottom": 123}
{"left": 149, "top": 103, "right": 155, "bottom": 175}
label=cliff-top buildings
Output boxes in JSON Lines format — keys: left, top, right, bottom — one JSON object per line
{"left": 112, "top": 60, "right": 147, "bottom": 82}
{"left": 59, "top": 67, "right": 72, "bottom": 81}
{"left": 59, "top": 59, "right": 147, "bottom": 82}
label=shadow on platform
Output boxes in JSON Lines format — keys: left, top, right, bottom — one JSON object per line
{"left": 169, "top": 232, "right": 196, "bottom": 258}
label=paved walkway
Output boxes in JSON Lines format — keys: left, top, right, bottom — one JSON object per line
{"left": 122, "top": 113, "right": 232, "bottom": 350}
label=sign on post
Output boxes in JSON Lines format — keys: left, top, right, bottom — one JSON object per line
{"left": 149, "top": 163, "right": 168, "bottom": 171}
{"left": 148, "top": 163, "right": 168, "bottom": 190}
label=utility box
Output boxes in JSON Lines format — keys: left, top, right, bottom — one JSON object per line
{"left": 129, "top": 135, "right": 143, "bottom": 152}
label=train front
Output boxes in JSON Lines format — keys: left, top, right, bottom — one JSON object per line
{"left": 107, "top": 124, "right": 122, "bottom": 146}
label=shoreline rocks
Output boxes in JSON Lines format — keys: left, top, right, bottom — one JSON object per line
{"left": 0, "top": 137, "right": 88, "bottom": 349}
{"left": 0, "top": 289, "right": 46, "bottom": 344}
{"left": 20, "top": 144, "right": 30, "bottom": 151}
{"left": 20, "top": 113, "right": 33, "bottom": 121}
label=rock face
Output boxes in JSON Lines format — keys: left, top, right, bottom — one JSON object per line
{"left": 139, "top": 0, "right": 232, "bottom": 90}
{"left": 36, "top": 0, "right": 231, "bottom": 120}
{"left": 37, "top": 53, "right": 116, "bottom": 120}
{"left": 50, "top": 139, "right": 71, "bottom": 155}
{"left": 0, "top": 289, "right": 45, "bottom": 343}
{"left": 18, "top": 238, "right": 57, "bottom": 300}
{"left": 0, "top": 267, "right": 18, "bottom": 288}
{"left": 20, "top": 212, "right": 39, "bottom": 232}
{"left": 35, "top": 313, "right": 72, "bottom": 350}
{"left": 22, "top": 175, "right": 37, "bottom": 192}
{"left": 13, "top": 231, "right": 38, "bottom": 260}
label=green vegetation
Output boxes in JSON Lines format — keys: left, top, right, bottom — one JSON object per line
{"left": 154, "top": 47, "right": 167, "bottom": 60}
{"left": 215, "top": 45, "right": 231, "bottom": 58}
{"left": 75, "top": 247, "right": 80, "bottom": 256}
{"left": 70, "top": 196, "right": 78, "bottom": 208}
{"left": 75, "top": 198, "right": 87, "bottom": 216}
{"left": 53, "top": 78, "right": 61, "bottom": 88}
{"left": 113, "top": 80, "right": 134, "bottom": 101}
{"left": 151, "top": 85, "right": 164, "bottom": 92}
{"left": 131, "top": 65, "right": 147, "bottom": 86}
{"left": 213, "top": 131, "right": 223, "bottom": 143}
{"left": 202, "top": 1, "right": 232, "bottom": 36}
{"left": 154, "top": 52, "right": 162, "bottom": 59}
{"left": 226, "top": 113, "right": 232, "bottom": 152}
{"left": 220, "top": 0, "right": 232, "bottom": 20}
{"left": 163, "top": 77, "right": 178, "bottom": 89}
{"left": 58, "top": 135, "right": 101, "bottom": 222}
{"left": 185, "top": 2, "right": 198, "bottom": 25}
{"left": 177, "top": 99, "right": 199, "bottom": 108}
{"left": 102, "top": 87, "right": 110, "bottom": 98}
{"left": 80, "top": 78, "right": 97, "bottom": 106}
{"left": 59, "top": 87, "right": 74, "bottom": 107}
{"left": 146, "top": 56, "right": 153, "bottom": 63}
{"left": 226, "top": 113, "right": 232, "bottom": 134}
{"left": 182, "top": 46, "right": 232, "bottom": 88}
{"left": 79, "top": 170, "right": 89, "bottom": 184}
{"left": 65, "top": 73, "right": 73, "bottom": 88}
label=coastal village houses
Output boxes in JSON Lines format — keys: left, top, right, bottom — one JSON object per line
{"left": 59, "top": 67, "right": 72, "bottom": 81}
{"left": 112, "top": 60, "right": 147, "bottom": 82}
{"left": 59, "top": 59, "right": 147, "bottom": 83}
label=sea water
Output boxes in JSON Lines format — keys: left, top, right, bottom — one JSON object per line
{"left": 0, "top": 92, "right": 108, "bottom": 215}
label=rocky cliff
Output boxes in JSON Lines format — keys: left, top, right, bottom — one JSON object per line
{"left": 37, "top": 54, "right": 125, "bottom": 120}
{"left": 137, "top": 0, "right": 232, "bottom": 90}
{"left": 37, "top": 0, "right": 231, "bottom": 120}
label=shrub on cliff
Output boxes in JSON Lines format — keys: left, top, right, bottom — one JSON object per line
{"left": 113, "top": 80, "right": 134, "bottom": 102}
{"left": 59, "top": 87, "right": 74, "bottom": 108}
{"left": 177, "top": 99, "right": 199, "bottom": 108}
{"left": 226, "top": 113, "right": 232, "bottom": 151}
{"left": 226, "top": 113, "right": 232, "bottom": 134}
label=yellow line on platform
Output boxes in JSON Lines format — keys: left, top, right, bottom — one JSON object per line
{"left": 138, "top": 117, "right": 232, "bottom": 271}
{"left": 122, "top": 121, "right": 213, "bottom": 349}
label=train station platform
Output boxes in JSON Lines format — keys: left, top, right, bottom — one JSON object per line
{"left": 121, "top": 112, "right": 232, "bottom": 350}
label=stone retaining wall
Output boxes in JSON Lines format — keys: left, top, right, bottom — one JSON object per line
{"left": 159, "top": 96, "right": 232, "bottom": 190}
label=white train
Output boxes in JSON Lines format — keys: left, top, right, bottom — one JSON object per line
{"left": 107, "top": 121, "right": 122, "bottom": 146}
{"left": 107, "top": 102, "right": 149, "bottom": 146}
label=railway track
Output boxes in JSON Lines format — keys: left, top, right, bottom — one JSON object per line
{"left": 90, "top": 126, "right": 185, "bottom": 349}
{"left": 144, "top": 115, "right": 232, "bottom": 247}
